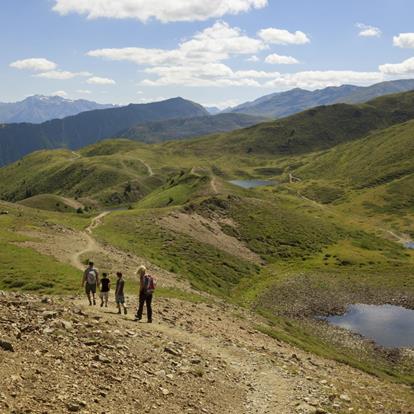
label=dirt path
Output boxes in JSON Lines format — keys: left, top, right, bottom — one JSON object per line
{"left": 77, "top": 299, "right": 298, "bottom": 414}
{"left": 70, "top": 211, "right": 110, "bottom": 270}
{"left": 138, "top": 158, "right": 154, "bottom": 176}
{"left": 210, "top": 177, "right": 218, "bottom": 194}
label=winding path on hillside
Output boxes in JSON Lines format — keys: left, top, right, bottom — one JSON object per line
{"left": 138, "top": 158, "right": 154, "bottom": 176}
{"left": 70, "top": 211, "right": 110, "bottom": 270}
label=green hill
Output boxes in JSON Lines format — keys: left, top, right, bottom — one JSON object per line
{"left": 117, "top": 113, "right": 267, "bottom": 143}
{"left": 0, "top": 143, "right": 162, "bottom": 205}
{"left": 168, "top": 90, "right": 414, "bottom": 159}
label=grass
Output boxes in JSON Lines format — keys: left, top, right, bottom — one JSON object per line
{"left": 94, "top": 208, "right": 259, "bottom": 297}
{"left": 0, "top": 201, "right": 89, "bottom": 294}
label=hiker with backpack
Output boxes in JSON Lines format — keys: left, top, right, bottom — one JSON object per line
{"left": 135, "top": 265, "right": 156, "bottom": 323}
{"left": 82, "top": 261, "right": 99, "bottom": 306}
{"left": 115, "top": 272, "right": 127, "bottom": 315}
{"left": 99, "top": 272, "right": 111, "bottom": 307}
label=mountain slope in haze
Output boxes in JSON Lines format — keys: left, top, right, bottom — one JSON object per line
{"left": 0, "top": 95, "right": 115, "bottom": 123}
{"left": 116, "top": 113, "right": 267, "bottom": 143}
{"left": 229, "top": 79, "right": 414, "bottom": 118}
{"left": 171, "top": 90, "right": 414, "bottom": 158}
{"left": 0, "top": 97, "right": 208, "bottom": 166}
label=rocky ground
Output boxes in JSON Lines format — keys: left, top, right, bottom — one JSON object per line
{"left": 1, "top": 291, "right": 413, "bottom": 414}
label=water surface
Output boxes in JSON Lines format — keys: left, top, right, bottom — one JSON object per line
{"left": 404, "top": 242, "right": 414, "bottom": 249}
{"left": 325, "top": 304, "right": 414, "bottom": 348}
{"left": 229, "top": 179, "right": 276, "bottom": 189}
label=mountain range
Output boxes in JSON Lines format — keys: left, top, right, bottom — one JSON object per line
{"left": 0, "top": 97, "right": 208, "bottom": 166}
{"left": 228, "top": 79, "right": 414, "bottom": 118}
{"left": 0, "top": 95, "right": 115, "bottom": 123}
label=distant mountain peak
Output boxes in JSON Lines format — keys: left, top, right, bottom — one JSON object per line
{"left": 229, "top": 79, "right": 414, "bottom": 119}
{"left": 0, "top": 95, "right": 115, "bottom": 124}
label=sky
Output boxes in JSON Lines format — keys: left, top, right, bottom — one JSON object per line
{"left": 1, "top": 0, "right": 414, "bottom": 108}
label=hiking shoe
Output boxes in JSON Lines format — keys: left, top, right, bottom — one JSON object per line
{"left": 147, "top": 319, "right": 153, "bottom": 324}
{"left": 93, "top": 299, "right": 96, "bottom": 306}
{"left": 117, "top": 310, "right": 121, "bottom": 315}
{"left": 124, "top": 308, "right": 128, "bottom": 315}
{"left": 100, "top": 302, "right": 103, "bottom": 308}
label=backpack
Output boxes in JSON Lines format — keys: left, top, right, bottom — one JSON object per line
{"left": 144, "top": 275, "right": 157, "bottom": 294}
{"left": 86, "top": 269, "right": 97, "bottom": 285}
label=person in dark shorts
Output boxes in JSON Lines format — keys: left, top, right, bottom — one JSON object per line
{"left": 115, "top": 272, "right": 127, "bottom": 315}
{"left": 99, "top": 272, "right": 111, "bottom": 307}
{"left": 135, "top": 265, "right": 156, "bottom": 323}
{"left": 82, "top": 262, "right": 99, "bottom": 306}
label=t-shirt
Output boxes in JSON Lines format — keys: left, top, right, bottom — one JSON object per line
{"left": 100, "top": 278, "right": 110, "bottom": 292}
{"left": 85, "top": 268, "right": 97, "bottom": 285}
{"left": 116, "top": 279, "right": 125, "bottom": 296}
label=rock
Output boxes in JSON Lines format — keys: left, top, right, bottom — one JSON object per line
{"left": 160, "top": 388, "right": 170, "bottom": 396}
{"left": 340, "top": 394, "right": 351, "bottom": 403}
{"left": 42, "top": 311, "right": 57, "bottom": 320}
{"left": 164, "top": 346, "right": 182, "bottom": 356}
{"left": 0, "top": 339, "right": 14, "bottom": 352}
{"left": 67, "top": 402, "right": 81, "bottom": 412}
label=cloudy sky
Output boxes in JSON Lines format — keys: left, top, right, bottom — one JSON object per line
{"left": 2, "top": 0, "right": 414, "bottom": 108}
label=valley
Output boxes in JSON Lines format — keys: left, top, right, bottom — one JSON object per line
{"left": 1, "top": 89, "right": 414, "bottom": 413}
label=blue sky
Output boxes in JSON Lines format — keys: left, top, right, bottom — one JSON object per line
{"left": 2, "top": 0, "right": 414, "bottom": 107}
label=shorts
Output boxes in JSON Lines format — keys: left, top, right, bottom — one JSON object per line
{"left": 85, "top": 283, "right": 97, "bottom": 294}
{"left": 115, "top": 295, "right": 125, "bottom": 304}
{"left": 100, "top": 291, "right": 109, "bottom": 300}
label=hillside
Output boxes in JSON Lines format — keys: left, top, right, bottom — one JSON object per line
{"left": 229, "top": 79, "right": 414, "bottom": 118}
{"left": 0, "top": 95, "right": 115, "bottom": 123}
{"left": 165, "top": 90, "right": 414, "bottom": 159}
{"left": 117, "top": 113, "right": 267, "bottom": 143}
{"left": 0, "top": 144, "right": 162, "bottom": 204}
{"left": 0, "top": 97, "right": 208, "bottom": 166}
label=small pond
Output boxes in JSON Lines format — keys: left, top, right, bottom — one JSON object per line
{"left": 404, "top": 242, "right": 414, "bottom": 249}
{"left": 324, "top": 304, "right": 414, "bottom": 348}
{"left": 229, "top": 179, "right": 276, "bottom": 189}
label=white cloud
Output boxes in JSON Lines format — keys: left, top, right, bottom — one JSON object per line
{"left": 76, "top": 89, "right": 92, "bottom": 94}
{"left": 88, "top": 22, "right": 266, "bottom": 67}
{"left": 52, "top": 90, "right": 68, "bottom": 98}
{"left": 265, "top": 53, "right": 299, "bottom": 65}
{"left": 264, "top": 70, "right": 384, "bottom": 90}
{"left": 247, "top": 55, "right": 260, "bottom": 62}
{"left": 393, "top": 33, "right": 414, "bottom": 48}
{"left": 35, "top": 70, "right": 91, "bottom": 80}
{"left": 87, "top": 76, "right": 116, "bottom": 85}
{"left": 258, "top": 28, "right": 310, "bottom": 45}
{"left": 53, "top": 0, "right": 267, "bottom": 22}
{"left": 10, "top": 58, "right": 57, "bottom": 72}
{"left": 356, "top": 23, "right": 382, "bottom": 38}
{"left": 88, "top": 21, "right": 269, "bottom": 87}
{"left": 203, "top": 99, "right": 241, "bottom": 109}
{"left": 137, "top": 96, "right": 168, "bottom": 104}
{"left": 379, "top": 57, "right": 414, "bottom": 75}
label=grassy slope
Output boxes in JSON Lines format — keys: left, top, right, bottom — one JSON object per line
{"left": 117, "top": 113, "right": 267, "bottom": 143}
{"left": 0, "top": 142, "right": 163, "bottom": 205}
{"left": 0, "top": 201, "right": 88, "bottom": 293}
{"left": 18, "top": 194, "right": 77, "bottom": 213}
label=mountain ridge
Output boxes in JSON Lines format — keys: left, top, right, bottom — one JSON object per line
{"left": 228, "top": 79, "right": 414, "bottom": 118}
{"left": 0, "top": 97, "right": 208, "bottom": 166}
{"left": 0, "top": 94, "right": 115, "bottom": 123}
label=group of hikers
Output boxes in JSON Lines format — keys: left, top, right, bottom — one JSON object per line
{"left": 81, "top": 261, "right": 156, "bottom": 323}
